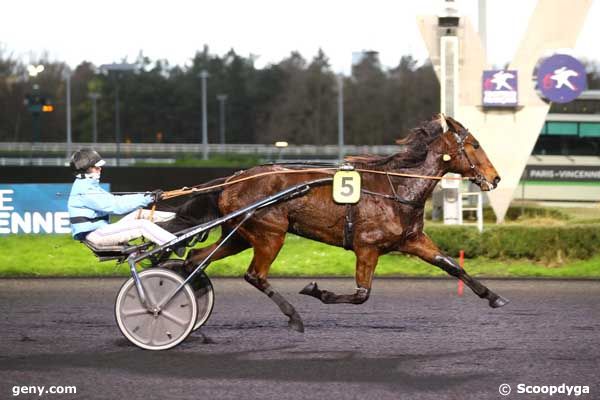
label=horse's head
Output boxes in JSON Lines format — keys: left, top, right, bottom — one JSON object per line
{"left": 436, "top": 115, "right": 500, "bottom": 191}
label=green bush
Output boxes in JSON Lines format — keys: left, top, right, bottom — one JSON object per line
{"left": 425, "top": 224, "right": 600, "bottom": 262}
{"left": 479, "top": 204, "right": 570, "bottom": 223}
{"left": 427, "top": 204, "right": 571, "bottom": 223}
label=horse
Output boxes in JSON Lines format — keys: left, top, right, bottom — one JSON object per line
{"left": 158, "top": 114, "right": 507, "bottom": 332}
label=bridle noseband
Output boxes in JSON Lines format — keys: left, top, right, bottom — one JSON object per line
{"left": 451, "top": 130, "right": 492, "bottom": 189}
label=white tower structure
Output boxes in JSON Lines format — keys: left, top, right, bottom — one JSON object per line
{"left": 418, "top": 0, "right": 592, "bottom": 222}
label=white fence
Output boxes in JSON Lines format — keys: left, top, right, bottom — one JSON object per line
{"left": 0, "top": 157, "right": 176, "bottom": 167}
{"left": 0, "top": 142, "right": 398, "bottom": 157}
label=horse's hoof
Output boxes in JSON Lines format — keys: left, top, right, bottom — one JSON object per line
{"left": 299, "top": 282, "right": 320, "bottom": 298}
{"left": 288, "top": 318, "right": 305, "bottom": 333}
{"left": 489, "top": 295, "right": 510, "bottom": 308}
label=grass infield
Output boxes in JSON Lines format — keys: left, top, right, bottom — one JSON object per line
{"left": 1, "top": 232, "right": 599, "bottom": 278}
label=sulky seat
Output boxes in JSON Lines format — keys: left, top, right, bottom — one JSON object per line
{"left": 81, "top": 240, "right": 153, "bottom": 262}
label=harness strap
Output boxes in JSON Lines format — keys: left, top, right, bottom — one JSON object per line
{"left": 69, "top": 215, "right": 109, "bottom": 224}
{"left": 358, "top": 171, "right": 424, "bottom": 207}
{"left": 343, "top": 205, "right": 356, "bottom": 251}
{"left": 385, "top": 172, "right": 399, "bottom": 198}
{"left": 360, "top": 189, "right": 423, "bottom": 207}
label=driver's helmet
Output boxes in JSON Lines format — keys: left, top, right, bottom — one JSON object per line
{"left": 70, "top": 149, "right": 105, "bottom": 176}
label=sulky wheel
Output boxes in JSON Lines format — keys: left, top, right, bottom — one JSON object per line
{"left": 158, "top": 259, "right": 215, "bottom": 331}
{"left": 190, "top": 270, "right": 215, "bottom": 331}
{"left": 115, "top": 268, "right": 198, "bottom": 351}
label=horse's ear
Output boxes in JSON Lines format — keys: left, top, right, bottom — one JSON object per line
{"left": 438, "top": 114, "right": 449, "bottom": 133}
{"left": 444, "top": 116, "right": 465, "bottom": 133}
{"left": 395, "top": 132, "right": 414, "bottom": 145}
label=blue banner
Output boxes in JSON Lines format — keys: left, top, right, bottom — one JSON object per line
{"left": 537, "top": 54, "right": 587, "bottom": 103}
{"left": 0, "top": 183, "right": 109, "bottom": 235}
{"left": 482, "top": 70, "right": 518, "bottom": 107}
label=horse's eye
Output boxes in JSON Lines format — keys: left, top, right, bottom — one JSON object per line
{"left": 472, "top": 142, "right": 480, "bottom": 149}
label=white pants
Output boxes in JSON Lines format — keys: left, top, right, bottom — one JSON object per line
{"left": 86, "top": 209, "right": 177, "bottom": 246}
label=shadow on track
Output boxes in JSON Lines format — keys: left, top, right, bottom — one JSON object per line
{"left": 0, "top": 345, "right": 503, "bottom": 392}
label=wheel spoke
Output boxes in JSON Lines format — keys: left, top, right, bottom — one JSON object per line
{"left": 161, "top": 310, "right": 188, "bottom": 327}
{"left": 148, "top": 317, "right": 159, "bottom": 345}
{"left": 122, "top": 308, "right": 149, "bottom": 317}
{"left": 144, "top": 284, "right": 158, "bottom": 306}
{"left": 133, "top": 314, "right": 153, "bottom": 342}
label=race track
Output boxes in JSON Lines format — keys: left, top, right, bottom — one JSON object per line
{"left": 0, "top": 278, "right": 598, "bottom": 399}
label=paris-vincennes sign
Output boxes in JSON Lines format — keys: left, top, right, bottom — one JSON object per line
{"left": 0, "top": 183, "right": 109, "bottom": 235}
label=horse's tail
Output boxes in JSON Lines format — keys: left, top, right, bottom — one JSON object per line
{"left": 156, "top": 177, "right": 226, "bottom": 234}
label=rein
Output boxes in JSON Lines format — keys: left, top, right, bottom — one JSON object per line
{"left": 161, "top": 166, "right": 469, "bottom": 200}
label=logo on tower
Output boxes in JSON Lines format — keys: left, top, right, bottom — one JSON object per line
{"left": 482, "top": 70, "right": 518, "bottom": 107}
{"left": 537, "top": 54, "right": 587, "bottom": 103}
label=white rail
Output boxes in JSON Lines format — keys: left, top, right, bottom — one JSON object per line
{"left": 461, "top": 192, "right": 483, "bottom": 233}
{"left": 0, "top": 157, "right": 176, "bottom": 166}
{"left": 0, "top": 142, "right": 399, "bottom": 156}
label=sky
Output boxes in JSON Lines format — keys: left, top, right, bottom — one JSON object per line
{"left": 1, "top": 0, "right": 598, "bottom": 74}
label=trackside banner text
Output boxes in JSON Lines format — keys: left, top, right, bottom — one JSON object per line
{"left": 0, "top": 183, "right": 109, "bottom": 235}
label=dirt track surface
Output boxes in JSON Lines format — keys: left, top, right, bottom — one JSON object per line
{"left": 0, "top": 278, "right": 599, "bottom": 399}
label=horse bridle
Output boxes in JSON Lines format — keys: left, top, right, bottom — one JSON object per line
{"left": 452, "top": 129, "right": 492, "bottom": 188}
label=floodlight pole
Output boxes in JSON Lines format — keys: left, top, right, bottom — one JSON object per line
{"left": 65, "top": 70, "right": 72, "bottom": 160}
{"left": 200, "top": 70, "right": 209, "bottom": 160}
{"left": 27, "top": 65, "right": 44, "bottom": 165}
{"left": 115, "top": 83, "right": 121, "bottom": 166}
{"left": 88, "top": 92, "right": 101, "bottom": 143}
{"left": 217, "top": 94, "right": 227, "bottom": 145}
{"left": 337, "top": 74, "right": 345, "bottom": 162}
{"left": 100, "top": 62, "right": 138, "bottom": 167}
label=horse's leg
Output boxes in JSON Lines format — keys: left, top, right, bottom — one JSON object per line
{"left": 399, "top": 233, "right": 509, "bottom": 308}
{"left": 300, "top": 246, "right": 379, "bottom": 304}
{"left": 184, "top": 228, "right": 250, "bottom": 272}
{"left": 243, "top": 232, "right": 305, "bottom": 332}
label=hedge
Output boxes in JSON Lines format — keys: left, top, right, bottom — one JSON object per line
{"left": 427, "top": 204, "right": 572, "bottom": 223}
{"left": 425, "top": 224, "right": 600, "bottom": 262}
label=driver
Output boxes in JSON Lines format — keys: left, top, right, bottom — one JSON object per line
{"left": 67, "top": 149, "right": 177, "bottom": 248}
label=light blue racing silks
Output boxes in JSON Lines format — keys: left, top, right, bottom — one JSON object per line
{"left": 67, "top": 177, "right": 152, "bottom": 238}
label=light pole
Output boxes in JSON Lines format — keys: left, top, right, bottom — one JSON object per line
{"left": 88, "top": 92, "right": 101, "bottom": 143}
{"left": 26, "top": 64, "right": 44, "bottom": 165}
{"left": 216, "top": 94, "right": 227, "bottom": 145}
{"left": 99, "top": 62, "right": 137, "bottom": 166}
{"left": 200, "top": 70, "right": 209, "bottom": 160}
{"left": 64, "top": 68, "right": 72, "bottom": 160}
{"left": 337, "top": 74, "right": 345, "bottom": 162}
{"left": 115, "top": 84, "right": 121, "bottom": 164}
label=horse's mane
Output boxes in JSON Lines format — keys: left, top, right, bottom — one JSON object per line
{"left": 345, "top": 115, "right": 447, "bottom": 170}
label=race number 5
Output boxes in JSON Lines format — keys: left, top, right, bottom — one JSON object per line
{"left": 333, "top": 170, "right": 361, "bottom": 204}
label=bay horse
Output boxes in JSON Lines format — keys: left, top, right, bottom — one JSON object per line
{"left": 159, "top": 114, "right": 508, "bottom": 332}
